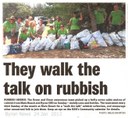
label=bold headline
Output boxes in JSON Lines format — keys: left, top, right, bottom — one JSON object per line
{"left": 3, "top": 62, "right": 108, "bottom": 95}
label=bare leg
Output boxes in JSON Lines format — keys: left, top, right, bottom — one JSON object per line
{"left": 3, "top": 36, "right": 6, "bottom": 44}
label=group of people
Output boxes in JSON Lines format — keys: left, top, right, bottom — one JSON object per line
{"left": 3, "top": 4, "right": 125, "bottom": 45}
{"left": 94, "top": 4, "right": 125, "bottom": 33}
{"left": 3, "top": 16, "right": 44, "bottom": 44}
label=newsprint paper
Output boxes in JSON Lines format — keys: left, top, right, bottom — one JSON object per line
{"left": 0, "top": 0, "right": 128, "bottom": 118}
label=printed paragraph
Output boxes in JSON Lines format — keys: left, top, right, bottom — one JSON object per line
{"left": 4, "top": 98, "right": 126, "bottom": 114}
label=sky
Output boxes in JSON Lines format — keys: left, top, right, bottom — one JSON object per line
{"left": 26, "top": 2, "right": 47, "bottom": 7}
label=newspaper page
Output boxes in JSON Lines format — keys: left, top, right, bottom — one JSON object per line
{"left": 0, "top": 0, "right": 128, "bottom": 118}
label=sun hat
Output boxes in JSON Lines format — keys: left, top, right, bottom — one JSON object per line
{"left": 9, "top": 16, "right": 15, "bottom": 20}
{"left": 49, "top": 24, "right": 54, "bottom": 27}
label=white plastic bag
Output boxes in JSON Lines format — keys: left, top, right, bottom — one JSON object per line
{"left": 70, "top": 40, "right": 79, "bottom": 50}
{"left": 59, "top": 35, "right": 67, "bottom": 48}
{"left": 76, "top": 29, "right": 91, "bottom": 38}
{"left": 109, "top": 32, "right": 123, "bottom": 46}
{"left": 80, "top": 34, "right": 92, "bottom": 45}
{"left": 102, "top": 33, "right": 114, "bottom": 46}
{"left": 47, "top": 34, "right": 56, "bottom": 42}
{"left": 2, "top": 45, "right": 10, "bottom": 55}
{"left": 122, "top": 39, "right": 125, "bottom": 46}
{"left": 92, "top": 30, "right": 107, "bottom": 47}
{"left": 56, "top": 40, "right": 62, "bottom": 49}
{"left": 67, "top": 34, "right": 73, "bottom": 40}
{"left": 21, "top": 38, "right": 32, "bottom": 53}
{"left": 64, "top": 38, "right": 70, "bottom": 44}
{"left": 59, "top": 35, "right": 67, "bottom": 39}
{"left": 34, "top": 38, "right": 47, "bottom": 51}
{"left": 116, "top": 34, "right": 122, "bottom": 41}
{"left": 116, "top": 33, "right": 125, "bottom": 46}
{"left": 50, "top": 39, "right": 59, "bottom": 50}
{"left": 71, "top": 35, "right": 77, "bottom": 41}
{"left": 29, "top": 38, "right": 40, "bottom": 51}
{"left": 118, "top": 30, "right": 125, "bottom": 46}
{"left": 44, "top": 38, "right": 53, "bottom": 50}
{"left": 118, "top": 30, "right": 125, "bottom": 39}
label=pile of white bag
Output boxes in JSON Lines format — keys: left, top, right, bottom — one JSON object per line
{"left": 3, "top": 29, "right": 125, "bottom": 55}
{"left": 77, "top": 29, "right": 125, "bottom": 48}
{"left": 69, "top": 29, "right": 125, "bottom": 50}
{"left": 2, "top": 45, "right": 10, "bottom": 55}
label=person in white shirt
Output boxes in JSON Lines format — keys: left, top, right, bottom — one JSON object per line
{"left": 15, "top": 17, "right": 23, "bottom": 42}
{"left": 36, "top": 19, "right": 45, "bottom": 38}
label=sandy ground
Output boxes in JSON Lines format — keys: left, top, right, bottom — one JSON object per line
{"left": 4, "top": 46, "right": 125, "bottom": 58}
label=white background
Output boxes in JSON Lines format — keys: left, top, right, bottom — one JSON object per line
{"left": 0, "top": 0, "right": 128, "bottom": 118}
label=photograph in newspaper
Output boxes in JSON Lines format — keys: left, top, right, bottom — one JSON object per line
{"left": 2, "top": 3, "right": 125, "bottom": 58}
{"left": 1, "top": 1, "right": 128, "bottom": 118}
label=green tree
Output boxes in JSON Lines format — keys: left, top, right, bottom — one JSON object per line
{"left": 32, "top": 3, "right": 45, "bottom": 16}
{"left": 40, "top": 3, "right": 88, "bottom": 26}
{"left": 3, "top": 3, "right": 32, "bottom": 21}
{"left": 87, "top": 3, "right": 97, "bottom": 31}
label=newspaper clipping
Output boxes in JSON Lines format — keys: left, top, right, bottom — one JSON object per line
{"left": 0, "top": 0, "right": 128, "bottom": 118}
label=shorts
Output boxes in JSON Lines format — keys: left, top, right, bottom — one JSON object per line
{"left": 111, "top": 25, "right": 121, "bottom": 33}
{"left": 97, "top": 23, "right": 106, "bottom": 33}
{"left": 15, "top": 32, "right": 19, "bottom": 38}
{"left": 4, "top": 32, "right": 12, "bottom": 39}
